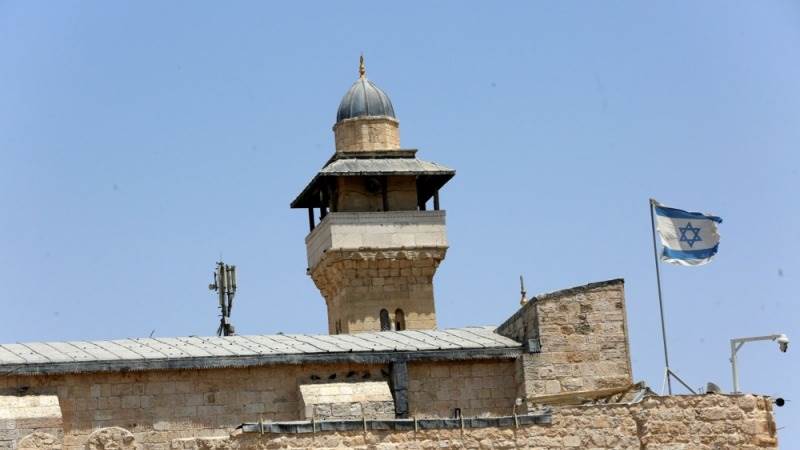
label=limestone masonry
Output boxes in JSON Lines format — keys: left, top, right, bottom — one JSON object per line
{"left": 0, "top": 60, "right": 780, "bottom": 449}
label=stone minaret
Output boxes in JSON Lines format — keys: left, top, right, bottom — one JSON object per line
{"left": 291, "top": 57, "right": 455, "bottom": 334}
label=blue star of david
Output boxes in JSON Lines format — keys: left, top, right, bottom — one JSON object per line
{"left": 678, "top": 222, "right": 702, "bottom": 248}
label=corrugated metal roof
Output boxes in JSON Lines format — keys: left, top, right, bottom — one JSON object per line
{"left": 0, "top": 327, "right": 521, "bottom": 375}
{"left": 320, "top": 158, "right": 454, "bottom": 176}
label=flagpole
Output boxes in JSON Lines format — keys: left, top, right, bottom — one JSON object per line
{"left": 649, "top": 198, "right": 672, "bottom": 395}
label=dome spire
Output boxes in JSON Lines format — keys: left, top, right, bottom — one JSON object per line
{"left": 359, "top": 54, "right": 366, "bottom": 79}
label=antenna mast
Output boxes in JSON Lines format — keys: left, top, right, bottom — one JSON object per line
{"left": 519, "top": 275, "right": 528, "bottom": 306}
{"left": 209, "top": 261, "right": 237, "bottom": 336}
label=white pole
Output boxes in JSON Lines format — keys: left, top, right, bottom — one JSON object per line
{"left": 729, "top": 334, "right": 786, "bottom": 394}
{"left": 730, "top": 340, "right": 739, "bottom": 394}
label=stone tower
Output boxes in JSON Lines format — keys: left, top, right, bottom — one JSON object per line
{"left": 291, "top": 57, "right": 455, "bottom": 334}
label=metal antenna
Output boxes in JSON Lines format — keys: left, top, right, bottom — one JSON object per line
{"left": 209, "top": 261, "right": 237, "bottom": 336}
{"left": 519, "top": 275, "right": 528, "bottom": 306}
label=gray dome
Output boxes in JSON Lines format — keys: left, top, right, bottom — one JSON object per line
{"left": 336, "top": 78, "right": 396, "bottom": 123}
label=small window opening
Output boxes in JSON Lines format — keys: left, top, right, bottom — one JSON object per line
{"left": 395, "top": 309, "right": 406, "bottom": 331}
{"left": 379, "top": 309, "right": 391, "bottom": 331}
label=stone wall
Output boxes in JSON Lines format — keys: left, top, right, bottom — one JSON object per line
{"left": 407, "top": 360, "right": 518, "bottom": 418}
{"left": 185, "top": 394, "right": 778, "bottom": 450}
{"left": 1, "top": 364, "right": 383, "bottom": 449}
{"left": 297, "top": 381, "right": 394, "bottom": 420}
{"left": 335, "top": 176, "right": 418, "bottom": 213}
{"left": 335, "top": 176, "right": 384, "bottom": 213}
{"left": 1, "top": 359, "right": 524, "bottom": 449}
{"left": 499, "top": 279, "right": 633, "bottom": 400}
{"left": 385, "top": 176, "right": 418, "bottom": 211}
{"left": 0, "top": 395, "right": 62, "bottom": 450}
{"left": 333, "top": 116, "right": 400, "bottom": 152}
{"left": 309, "top": 247, "right": 445, "bottom": 333}
{"left": 0, "top": 371, "right": 780, "bottom": 449}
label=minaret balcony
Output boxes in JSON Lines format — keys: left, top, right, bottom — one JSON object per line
{"left": 305, "top": 211, "right": 447, "bottom": 270}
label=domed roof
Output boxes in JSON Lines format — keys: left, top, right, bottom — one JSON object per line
{"left": 336, "top": 57, "right": 396, "bottom": 123}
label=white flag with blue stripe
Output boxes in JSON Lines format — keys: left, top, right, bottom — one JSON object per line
{"left": 653, "top": 200, "right": 722, "bottom": 266}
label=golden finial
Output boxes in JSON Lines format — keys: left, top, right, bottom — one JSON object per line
{"left": 359, "top": 54, "right": 366, "bottom": 78}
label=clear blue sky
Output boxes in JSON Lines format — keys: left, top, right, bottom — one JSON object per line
{"left": 1, "top": 1, "right": 798, "bottom": 444}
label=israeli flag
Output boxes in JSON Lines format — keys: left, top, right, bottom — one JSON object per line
{"left": 653, "top": 200, "right": 722, "bottom": 266}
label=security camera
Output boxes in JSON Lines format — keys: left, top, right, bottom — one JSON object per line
{"left": 776, "top": 334, "right": 790, "bottom": 353}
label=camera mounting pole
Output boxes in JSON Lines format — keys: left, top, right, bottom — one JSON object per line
{"left": 730, "top": 334, "right": 789, "bottom": 394}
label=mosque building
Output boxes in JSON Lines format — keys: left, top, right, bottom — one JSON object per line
{"left": 0, "top": 59, "right": 779, "bottom": 450}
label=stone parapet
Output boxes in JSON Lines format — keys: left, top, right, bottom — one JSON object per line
{"left": 305, "top": 211, "right": 447, "bottom": 271}
{"left": 498, "top": 279, "right": 633, "bottom": 401}
{"left": 182, "top": 394, "right": 779, "bottom": 450}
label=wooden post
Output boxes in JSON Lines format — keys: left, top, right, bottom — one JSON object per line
{"left": 319, "top": 188, "right": 328, "bottom": 220}
{"left": 328, "top": 182, "right": 338, "bottom": 213}
{"left": 381, "top": 176, "right": 389, "bottom": 212}
{"left": 307, "top": 208, "right": 315, "bottom": 232}
{"left": 433, "top": 191, "right": 440, "bottom": 211}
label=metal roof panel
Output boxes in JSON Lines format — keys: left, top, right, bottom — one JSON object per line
{"left": 43, "top": 342, "right": 97, "bottom": 362}
{"left": 91, "top": 340, "right": 142, "bottom": 360}
{"left": 68, "top": 341, "right": 123, "bottom": 361}
{"left": 175, "top": 337, "right": 235, "bottom": 357}
{"left": 21, "top": 343, "right": 67, "bottom": 362}
{"left": 0, "top": 327, "right": 521, "bottom": 374}
{"left": 237, "top": 335, "right": 296, "bottom": 354}
{"left": 0, "top": 346, "right": 26, "bottom": 364}
{"left": 201, "top": 336, "right": 266, "bottom": 355}
{"left": 461, "top": 327, "right": 521, "bottom": 346}
{"left": 1, "top": 343, "right": 51, "bottom": 364}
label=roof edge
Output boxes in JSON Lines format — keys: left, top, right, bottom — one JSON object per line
{"left": 0, "top": 346, "right": 522, "bottom": 377}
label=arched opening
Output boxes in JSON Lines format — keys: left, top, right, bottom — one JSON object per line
{"left": 395, "top": 309, "right": 406, "bottom": 331}
{"left": 379, "top": 309, "right": 391, "bottom": 331}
